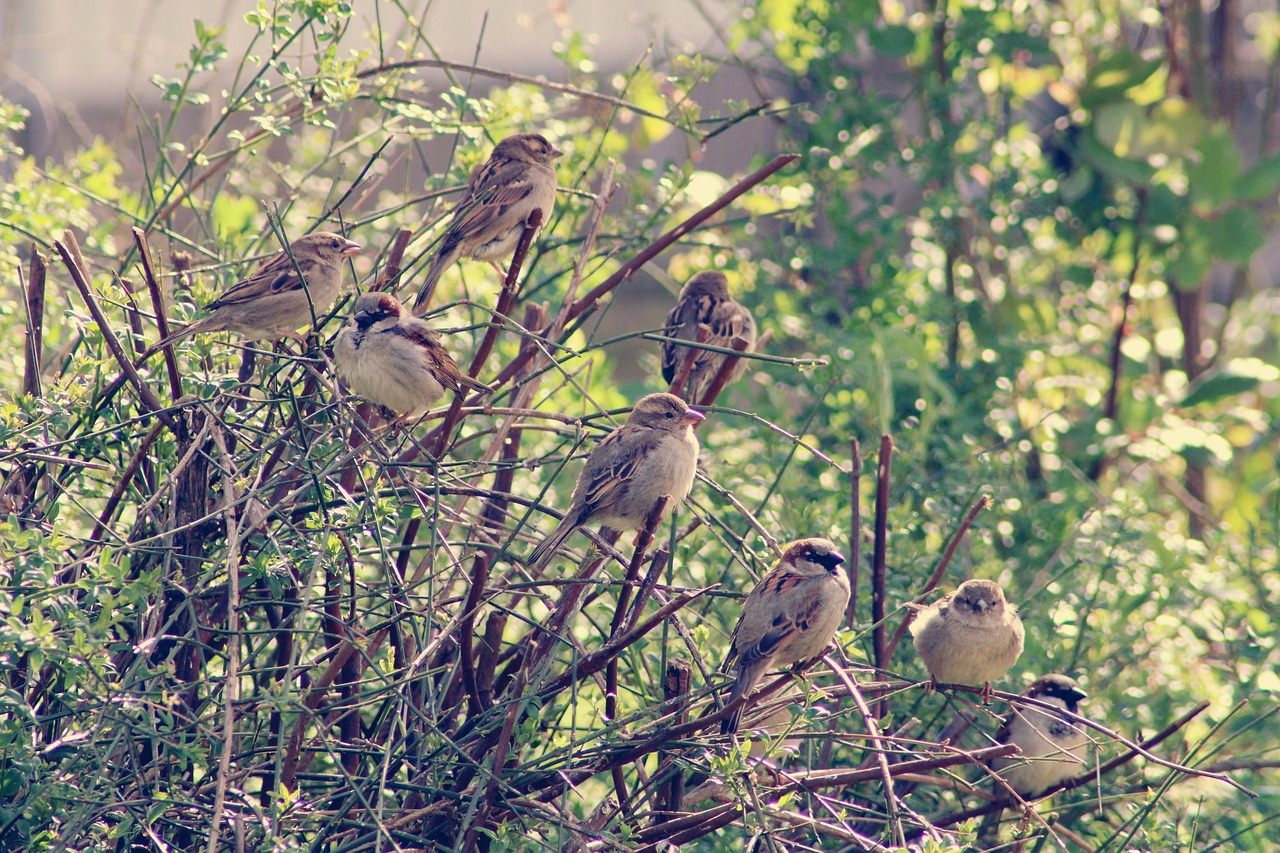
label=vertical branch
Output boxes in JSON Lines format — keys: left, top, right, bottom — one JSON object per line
{"left": 132, "top": 227, "right": 184, "bottom": 400}
{"left": 846, "top": 437, "right": 862, "bottom": 628}
{"left": 206, "top": 427, "right": 241, "bottom": 853}
{"left": 372, "top": 227, "right": 413, "bottom": 292}
{"left": 695, "top": 337, "right": 751, "bottom": 408}
{"left": 872, "top": 435, "right": 893, "bottom": 687}
{"left": 56, "top": 235, "right": 176, "bottom": 431}
{"left": 666, "top": 326, "right": 709, "bottom": 400}
{"left": 22, "top": 246, "right": 47, "bottom": 398}
{"left": 1093, "top": 191, "right": 1146, "bottom": 482}
{"left": 655, "top": 659, "right": 691, "bottom": 820}
{"left": 433, "top": 208, "right": 543, "bottom": 458}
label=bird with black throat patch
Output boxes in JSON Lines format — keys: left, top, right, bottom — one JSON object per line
{"left": 334, "top": 292, "right": 484, "bottom": 420}
{"left": 720, "top": 538, "right": 849, "bottom": 734}
{"left": 991, "top": 673, "right": 1089, "bottom": 797}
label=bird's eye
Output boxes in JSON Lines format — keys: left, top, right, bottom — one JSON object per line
{"left": 664, "top": 411, "right": 675, "bottom": 419}
{"left": 331, "top": 238, "right": 341, "bottom": 248}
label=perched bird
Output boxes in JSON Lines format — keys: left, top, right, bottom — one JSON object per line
{"left": 911, "top": 579, "right": 1024, "bottom": 701}
{"left": 990, "top": 674, "right": 1089, "bottom": 797}
{"left": 334, "top": 292, "right": 483, "bottom": 418}
{"left": 661, "top": 271, "right": 757, "bottom": 403}
{"left": 526, "top": 393, "right": 702, "bottom": 569}
{"left": 720, "top": 538, "right": 849, "bottom": 734}
{"left": 166, "top": 232, "right": 361, "bottom": 343}
{"left": 414, "top": 132, "right": 561, "bottom": 310}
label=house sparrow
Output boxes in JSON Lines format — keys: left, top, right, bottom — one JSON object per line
{"left": 165, "top": 232, "right": 360, "bottom": 343}
{"left": 414, "top": 132, "right": 561, "bottom": 310}
{"left": 526, "top": 393, "right": 702, "bottom": 569}
{"left": 661, "top": 271, "right": 757, "bottom": 403}
{"left": 990, "top": 674, "right": 1089, "bottom": 797}
{"left": 720, "top": 538, "right": 849, "bottom": 734}
{"left": 334, "top": 292, "right": 484, "bottom": 418}
{"left": 911, "top": 579, "right": 1024, "bottom": 700}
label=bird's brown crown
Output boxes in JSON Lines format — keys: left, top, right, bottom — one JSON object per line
{"left": 681, "top": 270, "right": 731, "bottom": 299}
{"left": 781, "top": 537, "right": 846, "bottom": 573}
{"left": 952, "top": 578, "right": 1007, "bottom": 614}
{"left": 627, "top": 392, "right": 703, "bottom": 430}
{"left": 493, "top": 132, "right": 563, "bottom": 165}
{"left": 352, "top": 292, "right": 403, "bottom": 325}
{"left": 297, "top": 231, "right": 362, "bottom": 262}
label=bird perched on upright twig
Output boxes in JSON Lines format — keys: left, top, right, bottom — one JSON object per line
{"left": 161, "top": 231, "right": 360, "bottom": 344}
{"left": 911, "top": 579, "right": 1024, "bottom": 701}
{"left": 991, "top": 674, "right": 1089, "bottom": 797}
{"left": 526, "top": 393, "right": 702, "bottom": 570}
{"left": 661, "top": 270, "right": 757, "bottom": 403}
{"left": 414, "top": 132, "right": 561, "bottom": 310}
{"left": 720, "top": 538, "right": 849, "bottom": 734}
{"left": 334, "top": 292, "right": 483, "bottom": 419}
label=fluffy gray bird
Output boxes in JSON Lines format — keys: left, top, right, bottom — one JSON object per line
{"left": 526, "top": 393, "right": 702, "bottom": 569}
{"left": 661, "top": 271, "right": 757, "bottom": 403}
{"left": 334, "top": 292, "right": 482, "bottom": 418}
{"left": 414, "top": 132, "right": 561, "bottom": 310}
{"left": 991, "top": 674, "right": 1089, "bottom": 797}
{"left": 167, "top": 232, "right": 360, "bottom": 343}
{"left": 721, "top": 538, "right": 849, "bottom": 734}
{"left": 911, "top": 579, "right": 1024, "bottom": 700}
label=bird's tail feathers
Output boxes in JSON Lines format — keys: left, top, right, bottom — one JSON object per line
{"left": 526, "top": 513, "right": 581, "bottom": 570}
{"left": 719, "top": 664, "right": 761, "bottom": 735}
{"left": 413, "top": 249, "right": 457, "bottom": 313}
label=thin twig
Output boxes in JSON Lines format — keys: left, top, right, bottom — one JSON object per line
{"left": 56, "top": 236, "right": 177, "bottom": 431}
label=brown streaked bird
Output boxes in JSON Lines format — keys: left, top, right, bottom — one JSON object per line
{"left": 991, "top": 674, "right": 1089, "bottom": 797}
{"left": 911, "top": 579, "right": 1024, "bottom": 701}
{"left": 661, "top": 270, "right": 757, "bottom": 403}
{"left": 163, "top": 232, "right": 360, "bottom": 344}
{"left": 334, "top": 292, "right": 485, "bottom": 419}
{"left": 525, "top": 393, "right": 702, "bottom": 570}
{"left": 414, "top": 132, "right": 561, "bottom": 310}
{"left": 721, "top": 538, "right": 849, "bottom": 734}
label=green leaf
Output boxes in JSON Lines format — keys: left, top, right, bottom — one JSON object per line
{"left": 1203, "top": 207, "right": 1263, "bottom": 264}
{"left": 869, "top": 24, "right": 915, "bottom": 57}
{"left": 1080, "top": 49, "right": 1163, "bottom": 109}
{"left": 1189, "top": 124, "right": 1242, "bottom": 208}
{"left": 1179, "top": 371, "right": 1261, "bottom": 407}
{"left": 1234, "top": 151, "right": 1280, "bottom": 201}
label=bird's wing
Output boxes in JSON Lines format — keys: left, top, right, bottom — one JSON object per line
{"left": 576, "top": 426, "right": 658, "bottom": 515}
{"left": 389, "top": 323, "right": 467, "bottom": 392}
{"left": 442, "top": 159, "right": 540, "bottom": 250}
{"left": 706, "top": 298, "right": 756, "bottom": 350}
{"left": 729, "top": 569, "right": 816, "bottom": 668}
{"left": 207, "top": 254, "right": 323, "bottom": 309}
{"left": 660, "top": 292, "right": 714, "bottom": 382}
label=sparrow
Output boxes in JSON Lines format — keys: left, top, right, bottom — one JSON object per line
{"left": 334, "top": 292, "right": 484, "bottom": 418}
{"left": 661, "top": 270, "right": 757, "bottom": 403}
{"left": 165, "top": 232, "right": 361, "bottom": 343}
{"left": 526, "top": 393, "right": 702, "bottom": 569}
{"left": 990, "top": 674, "right": 1089, "bottom": 797}
{"left": 910, "top": 579, "right": 1024, "bottom": 700}
{"left": 720, "top": 538, "right": 849, "bottom": 734}
{"left": 414, "top": 132, "right": 562, "bottom": 310}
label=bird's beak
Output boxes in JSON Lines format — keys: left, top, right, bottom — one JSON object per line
{"left": 549, "top": 146, "right": 564, "bottom": 159}
{"left": 1066, "top": 686, "right": 1088, "bottom": 703}
{"left": 818, "top": 551, "right": 846, "bottom": 571}
{"left": 341, "top": 239, "right": 363, "bottom": 257}
{"left": 682, "top": 408, "right": 705, "bottom": 426}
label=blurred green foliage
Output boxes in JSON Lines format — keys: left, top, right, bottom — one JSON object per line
{"left": 0, "top": 0, "right": 1277, "bottom": 850}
